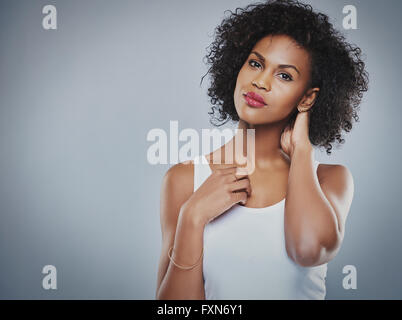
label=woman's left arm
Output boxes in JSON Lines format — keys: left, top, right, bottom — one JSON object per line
{"left": 280, "top": 111, "right": 354, "bottom": 267}
{"left": 284, "top": 145, "right": 354, "bottom": 267}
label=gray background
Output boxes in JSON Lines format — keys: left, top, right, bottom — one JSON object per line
{"left": 0, "top": 0, "right": 400, "bottom": 299}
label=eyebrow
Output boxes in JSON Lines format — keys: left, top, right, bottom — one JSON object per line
{"left": 250, "top": 51, "right": 300, "bottom": 75}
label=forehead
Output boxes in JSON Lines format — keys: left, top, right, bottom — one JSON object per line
{"left": 251, "top": 34, "right": 311, "bottom": 71}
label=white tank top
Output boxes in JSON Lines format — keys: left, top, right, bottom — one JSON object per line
{"left": 193, "top": 154, "right": 328, "bottom": 300}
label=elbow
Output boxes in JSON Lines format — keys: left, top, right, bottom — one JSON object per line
{"left": 291, "top": 241, "right": 323, "bottom": 267}
{"left": 293, "top": 249, "right": 321, "bottom": 267}
{"left": 291, "top": 236, "right": 341, "bottom": 267}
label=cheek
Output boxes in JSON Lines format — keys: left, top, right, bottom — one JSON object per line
{"left": 275, "top": 85, "right": 304, "bottom": 108}
{"left": 234, "top": 76, "right": 243, "bottom": 98}
{"left": 234, "top": 73, "right": 248, "bottom": 103}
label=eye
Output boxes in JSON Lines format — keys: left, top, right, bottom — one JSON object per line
{"left": 248, "top": 59, "right": 293, "bottom": 82}
{"left": 278, "top": 73, "right": 293, "bottom": 81}
{"left": 248, "top": 59, "right": 262, "bottom": 69}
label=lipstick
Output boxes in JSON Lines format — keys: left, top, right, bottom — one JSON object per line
{"left": 243, "top": 92, "right": 267, "bottom": 108}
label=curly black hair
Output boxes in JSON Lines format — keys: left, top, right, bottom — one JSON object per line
{"left": 200, "top": 0, "right": 369, "bottom": 155}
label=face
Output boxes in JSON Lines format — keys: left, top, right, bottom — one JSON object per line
{"left": 234, "top": 34, "right": 319, "bottom": 125}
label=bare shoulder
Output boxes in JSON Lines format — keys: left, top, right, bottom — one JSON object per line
{"left": 317, "top": 163, "right": 354, "bottom": 186}
{"left": 161, "top": 160, "right": 195, "bottom": 209}
{"left": 317, "top": 163, "right": 354, "bottom": 235}
{"left": 163, "top": 160, "right": 194, "bottom": 189}
{"left": 159, "top": 160, "right": 196, "bottom": 249}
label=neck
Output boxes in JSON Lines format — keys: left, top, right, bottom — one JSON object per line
{"left": 234, "top": 119, "right": 290, "bottom": 169}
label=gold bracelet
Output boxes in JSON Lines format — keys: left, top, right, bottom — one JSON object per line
{"left": 168, "top": 246, "right": 204, "bottom": 270}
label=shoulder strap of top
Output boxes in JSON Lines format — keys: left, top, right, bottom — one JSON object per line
{"left": 314, "top": 159, "right": 320, "bottom": 173}
{"left": 314, "top": 159, "right": 321, "bottom": 178}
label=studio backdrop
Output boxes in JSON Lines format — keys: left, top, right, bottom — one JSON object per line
{"left": 0, "top": 0, "right": 401, "bottom": 299}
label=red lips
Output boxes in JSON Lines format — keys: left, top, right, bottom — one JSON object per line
{"left": 244, "top": 92, "right": 266, "bottom": 105}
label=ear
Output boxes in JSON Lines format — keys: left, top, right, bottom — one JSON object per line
{"left": 297, "top": 87, "right": 320, "bottom": 112}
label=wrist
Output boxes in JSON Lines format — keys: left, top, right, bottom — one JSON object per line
{"left": 179, "top": 204, "right": 206, "bottom": 229}
{"left": 291, "top": 142, "right": 313, "bottom": 158}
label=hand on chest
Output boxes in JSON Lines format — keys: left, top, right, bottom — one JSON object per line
{"left": 244, "top": 168, "right": 289, "bottom": 208}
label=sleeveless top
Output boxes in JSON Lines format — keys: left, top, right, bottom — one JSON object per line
{"left": 193, "top": 154, "right": 328, "bottom": 300}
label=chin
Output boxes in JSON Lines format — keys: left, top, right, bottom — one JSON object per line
{"left": 238, "top": 115, "right": 270, "bottom": 126}
{"left": 236, "top": 108, "right": 270, "bottom": 125}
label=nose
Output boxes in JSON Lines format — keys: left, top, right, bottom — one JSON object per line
{"left": 252, "top": 73, "right": 271, "bottom": 92}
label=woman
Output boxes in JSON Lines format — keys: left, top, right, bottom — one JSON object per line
{"left": 156, "top": 0, "right": 368, "bottom": 299}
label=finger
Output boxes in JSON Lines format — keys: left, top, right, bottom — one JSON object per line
{"left": 235, "top": 166, "right": 251, "bottom": 177}
{"left": 228, "top": 179, "right": 251, "bottom": 195}
{"left": 218, "top": 166, "right": 238, "bottom": 174}
{"left": 223, "top": 173, "right": 249, "bottom": 184}
{"left": 219, "top": 166, "right": 249, "bottom": 180}
{"left": 230, "top": 191, "right": 248, "bottom": 205}
{"left": 231, "top": 184, "right": 251, "bottom": 198}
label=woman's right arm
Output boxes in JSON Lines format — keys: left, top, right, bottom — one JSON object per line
{"left": 155, "top": 162, "right": 205, "bottom": 299}
{"left": 155, "top": 161, "right": 251, "bottom": 300}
